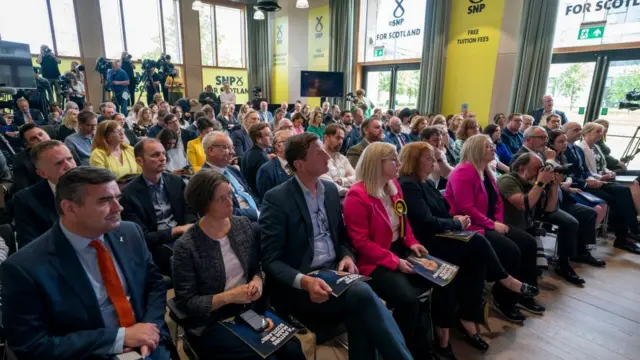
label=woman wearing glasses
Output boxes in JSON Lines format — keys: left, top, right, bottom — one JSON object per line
{"left": 90, "top": 120, "right": 141, "bottom": 179}
{"left": 451, "top": 118, "right": 479, "bottom": 164}
{"left": 343, "top": 142, "right": 456, "bottom": 360}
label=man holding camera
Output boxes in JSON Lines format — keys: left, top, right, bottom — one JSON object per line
{"left": 36, "top": 45, "right": 61, "bottom": 103}
{"left": 144, "top": 67, "right": 162, "bottom": 107}
{"left": 106, "top": 60, "right": 130, "bottom": 114}
{"left": 121, "top": 52, "right": 136, "bottom": 106}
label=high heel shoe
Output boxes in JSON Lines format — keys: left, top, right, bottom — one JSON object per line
{"left": 456, "top": 321, "right": 489, "bottom": 351}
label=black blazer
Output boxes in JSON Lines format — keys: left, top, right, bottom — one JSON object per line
{"left": 14, "top": 180, "right": 58, "bottom": 248}
{"left": 399, "top": 176, "right": 462, "bottom": 246}
{"left": 241, "top": 145, "right": 269, "bottom": 195}
{"left": 172, "top": 216, "right": 262, "bottom": 335}
{"left": 53, "top": 124, "right": 76, "bottom": 142}
{"left": 565, "top": 143, "right": 590, "bottom": 189}
{"left": 11, "top": 147, "right": 82, "bottom": 197}
{"left": 119, "top": 173, "right": 198, "bottom": 250}
{"left": 13, "top": 109, "right": 45, "bottom": 126}
{"left": 259, "top": 177, "right": 354, "bottom": 288}
{"left": 230, "top": 127, "right": 253, "bottom": 158}
{"left": 180, "top": 129, "right": 197, "bottom": 148}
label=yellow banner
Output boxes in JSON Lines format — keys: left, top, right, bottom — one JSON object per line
{"left": 308, "top": 6, "right": 330, "bottom": 70}
{"left": 202, "top": 67, "right": 249, "bottom": 104}
{"left": 441, "top": 0, "right": 505, "bottom": 126}
{"left": 272, "top": 16, "right": 289, "bottom": 104}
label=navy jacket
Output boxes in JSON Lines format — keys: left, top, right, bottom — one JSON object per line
{"left": 532, "top": 108, "right": 568, "bottom": 126}
{"left": 341, "top": 126, "right": 362, "bottom": 154}
{"left": 230, "top": 127, "right": 253, "bottom": 158}
{"left": 201, "top": 163, "right": 259, "bottom": 221}
{"left": 1, "top": 221, "right": 170, "bottom": 360}
{"left": 14, "top": 109, "right": 45, "bottom": 126}
{"left": 256, "top": 157, "right": 292, "bottom": 200}
{"left": 384, "top": 132, "right": 411, "bottom": 153}
{"left": 14, "top": 180, "right": 57, "bottom": 248}
{"left": 241, "top": 145, "right": 269, "bottom": 195}
{"left": 565, "top": 143, "right": 591, "bottom": 189}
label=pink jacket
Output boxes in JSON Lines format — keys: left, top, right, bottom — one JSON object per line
{"left": 443, "top": 161, "right": 504, "bottom": 235}
{"left": 343, "top": 179, "right": 420, "bottom": 276}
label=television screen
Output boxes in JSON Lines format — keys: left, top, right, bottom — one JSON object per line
{"left": 300, "top": 71, "right": 344, "bottom": 98}
{"left": 0, "top": 41, "right": 35, "bottom": 89}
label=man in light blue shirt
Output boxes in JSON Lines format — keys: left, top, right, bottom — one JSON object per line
{"left": 64, "top": 109, "right": 97, "bottom": 165}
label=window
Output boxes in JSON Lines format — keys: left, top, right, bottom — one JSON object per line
{"left": 0, "top": 0, "right": 80, "bottom": 57}
{"left": 99, "top": 0, "right": 183, "bottom": 62}
{"left": 198, "top": 4, "right": 246, "bottom": 68}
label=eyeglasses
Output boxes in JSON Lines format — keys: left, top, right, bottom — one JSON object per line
{"left": 383, "top": 155, "right": 401, "bottom": 164}
{"left": 214, "top": 191, "right": 234, "bottom": 204}
{"left": 486, "top": 143, "right": 495, "bottom": 150}
{"left": 211, "top": 144, "right": 234, "bottom": 151}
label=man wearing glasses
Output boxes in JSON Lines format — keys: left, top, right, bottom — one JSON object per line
{"left": 65, "top": 110, "right": 98, "bottom": 166}
{"left": 201, "top": 131, "right": 259, "bottom": 222}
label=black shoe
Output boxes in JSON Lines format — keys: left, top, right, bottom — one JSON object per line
{"left": 491, "top": 300, "right": 526, "bottom": 323}
{"left": 627, "top": 233, "right": 640, "bottom": 242}
{"left": 571, "top": 252, "right": 606, "bottom": 267}
{"left": 555, "top": 264, "right": 586, "bottom": 285}
{"left": 516, "top": 298, "right": 546, "bottom": 315}
{"left": 519, "top": 283, "right": 540, "bottom": 298}
{"left": 614, "top": 240, "right": 640, "bottom": 254}
{"left": 436, "top": 344, "right": 458, "bottom": 359}
{"left": 455, "top": 322, "right": 489, "bottom": 351}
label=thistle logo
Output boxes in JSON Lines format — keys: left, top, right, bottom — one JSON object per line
{"left": 276, "top": 25, "right": 284, "bottom": 44}
{"left": 468, "top": 0, "right": 486, "bottom": 14}
{"left": 315, "top": 16, "right": 324, "bottom": 39}
{"left": 389, "top": 0, "right": 405, "bottom": 26}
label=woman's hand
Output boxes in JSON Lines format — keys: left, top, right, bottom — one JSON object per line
{"left": 453, "top": 215, "right": 471, "bottom": 229}
{"left": 494, "top": 221, "right": 509, "bottom": 234}
{"left": 225, "top": 284, "right": 252, "bottom": 305}
{"left": 410, "top": 244, "right": 428, "bottom": 257}
{"left": 247, "top": 276, "right": 263, "bottom": 302}
{"left": 397, "top": 259, "right": 414, "bottom": 274}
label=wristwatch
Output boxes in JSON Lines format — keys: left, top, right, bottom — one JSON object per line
{"left": 535, "top": 181, "right": 545, "bottom": 188}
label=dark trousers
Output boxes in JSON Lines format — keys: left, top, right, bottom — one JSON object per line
{"left": 485, "top": 227, "right": 537, "bottom": 308}
{"left": 559, "top": 201, "right": 597, "bottom": 251}
{"left": 271, "top": 281, "right": 412, "bottom": 360}
{"left": 543, "top": 208, "right": 579, "bottom": 259}
{"left": 586, "top": 183, "right": 638, "bottom": 241}
{"left": 113, "top": 92, "right": 127, "bottom": 114}
{"left": 191, "top": 322, "right": 305, "bottom": 360}
{"left": 129, "top": 82, "right": 137, "bottom": 106}
{"left": 152, "top": 244, "right": 174, "bottom": 276}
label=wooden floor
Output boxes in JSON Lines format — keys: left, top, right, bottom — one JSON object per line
{"left": 170, "top": 234, "right": 640, "bottom": 360}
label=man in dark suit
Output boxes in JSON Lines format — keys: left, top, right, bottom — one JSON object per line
{"left": 340, "top": 110, "right": 359, "bottom": 154}
{"left": 146, "top": 109, "right": 169, "bottom": 139}
{"left": 532, "top": 95, "right": 568, "bottom": 126}
{"left": 2, "top": 167, "right": 173, "bottom": 359}
{"left": 14, "top": 98, "right": 45, "bottom": 126}
{"left": 230, "top": 109, "right": 260, "bottom": 157}
{"left": 241, "top": 122, "right": 272, "bottom": 194}
{"left": 201, "top": 131, "right": 260, "bottom": 222}
{"left": 260, "top": 133, "right": 412, "bottom": 360}
{"left": 14, "top": 140, "right": 77, "bottom": 248}
{"left": 120, "top": 139, "right": 197, "bottom": 275}
{"left": 256, "top": 129, "right": 294, "bottom": 200}
{"left": 346, "top": 117, "right": 384, "bottom": 168}
{"left": 384, "top": 116, "right": 411, "bottom": 152}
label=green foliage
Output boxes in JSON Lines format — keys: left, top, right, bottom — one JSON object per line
{"left": 553, "top": 64, "right": 588, "bottom": 111}
{"left": 604, "top": 69, "right": 640, "bottom": 108}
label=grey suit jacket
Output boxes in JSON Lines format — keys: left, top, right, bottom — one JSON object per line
{"left": 346, "top": 139, "right": 369, "bottom": 168}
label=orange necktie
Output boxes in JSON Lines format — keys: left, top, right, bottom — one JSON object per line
{"left": 90, "top": 240, "right": 136, "bottom": 327}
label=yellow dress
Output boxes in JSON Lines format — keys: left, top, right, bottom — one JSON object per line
{"left": 187, "top": 137, "right": 206, "bottom": 172}
{"left": 89, "top": 145, "right": 141, "bottom": 179}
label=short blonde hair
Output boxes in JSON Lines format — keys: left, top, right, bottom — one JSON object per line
{"left": 431, "top": 114, "right": 446, "bottom": 126}
{"left": 61, "top": 109, "right": 78, "bottom": 131}
{"left": 355, "top": 142, "right": 398, "bottom": 198}
{"left": 582, "top": 122, "right": 604, "bottom": 136}
{"left": 399, "top": 142, "right": 433, "bottom": 178}
{"left": 460, "top": 134, "right": 491, "bottom": 170}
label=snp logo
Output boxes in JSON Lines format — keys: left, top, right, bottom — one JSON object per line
{"left": 276, "top": 25, "right": 284, "bottom": 44}
{"left": 389, "top": 0, "right": 405, "bottom": 27}
{"left": 468, "top": 0, "right": 486, "bottom": 14}
{"left": 215, "top": 76, "right": 244, "bottom": 87}
{"left": 315, "top": 16, "right": 324, "bottom": 39}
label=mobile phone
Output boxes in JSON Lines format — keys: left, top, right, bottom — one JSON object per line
{"left": 238, "top": 309, "right": 268, "bottom": 332}
{"left": 461, "top": 103, "right": 469, "bottom": 111}
{"left": 182, "top": 164, "right": 192, "bottom": 171}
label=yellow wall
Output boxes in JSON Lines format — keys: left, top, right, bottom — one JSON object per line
{"left": 272, "top": 16, "right": 290, "bottom": 105}
{"left": 441, "top": 0, "right": 506, "bottom": 126}
{"left": 202, "top": 67, "right": 249, "bottom": 104}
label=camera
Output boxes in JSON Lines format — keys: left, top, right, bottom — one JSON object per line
{"left": 156, "top": 54, "right": 176, "bottom": 78}
{"left": 345, "top": 92, "right": 356, "bottom": 103}
{"left": 57, "top": 74, "right": 72, "bottom": 97}
{"left": 551, "top": 165, "right": 570, "bottom": 175}
{"left": 619, "top": 89, "right": 640, "bottom": 111}
{"left": 95, "top": 57, "right": 112, "bottom": 75}
{"left": 141, "top": 58, "right": 157, "bottom": 72}
{"left": 252, "top": 86, "right": 262, "bottom": 99}
{"left": 42, "top": 46, "right": 52, "bottom": 55}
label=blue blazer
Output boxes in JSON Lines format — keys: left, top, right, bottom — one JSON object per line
{"left": 341, "top": 126, "right": 362, "bottom": 154}
{"left": 258, "top": 111, "right": 274, "bottom": 123}
{"left": 532, "top": 108, "right": 568, "bottom": 126}
{"left": 384, "top": 132, "right": 411, "bottom": 153}
{"left": 230, "top": 127, "right": 253, "bottom": 158}
{"left": 565, "top": 143, "right": 591, "bottom": 189}
{"left": 201, "top": 163, "right": 259, "bottom": 221}
{"left": 495, "top": 141, "right": 513, "bottom": 165}
{"left": 256, "top": 157, "right": 292, "bottom": 201}
{"left": 1, "top": 221, "right": 170, "bottom": 360}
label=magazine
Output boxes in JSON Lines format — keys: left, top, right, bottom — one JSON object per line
{"left": 407, "top": 254, "right": 459, "bottom": 287}
{"left": 436, "top": 230, "right": 476, "bottom": 242}
{"left": 307, "top": 269, "right": 370, "bottom": 297}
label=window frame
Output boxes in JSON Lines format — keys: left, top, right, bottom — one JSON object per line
{"left": 198, "top": 1, "right": 248, "bottom": 69}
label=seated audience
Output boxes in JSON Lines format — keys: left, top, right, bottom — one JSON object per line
{"left": 3, "top": 167, "right": 173, "bottom": 359}
{"left": 120, "top": 139, "right": 196, "bottom": 276}
{"left": 259, "top": 133, "right": 413, "bottom": 360}
{"left": 146, "top": 109, "right": 170, "bottom": 139}
{"left": 543, "top": 114, "right": 561, "bottom": 133}
{"left": 407, "top": 116, "right": 427, "bottom": 142}
{"left": 187, "top": 117, "right": 215, "bottom": 172}
{"left": 230, "top": 109, "right": 260, "bottom": 157}
{"left": 53, "top": 108, "right": 79, "bottom": 142}
{"left": 273, "top": 108, "right": 286, "bottom": 129}
{"left": 171, "top": 105, "right": 189, "bottom": 129}
{"left": 14, "top": 98, "right": 45, "bottom": 126}
{"left": 533, "top": 95, "right": 568, "bottom": 126}
{"left": 445, "top": 135, "right": 540, "bottom": 323}
{"left": 346, "top": 117, "right": 384, "bottom": 168}
{"left": 172, "top": 170, "right": 305, "bottom": 359}
{"left": 133, "top": 106, "right": 154, "bottom": 137}
{"left": 494, "top": 113, "right": 506, "bottom": 128}
{"left": 447, "top": 114, "right": 462, "bottom": 143}
{"left": 307, "top": 109, "right": 326, "bottom": 138}
{"left": 12, "top": 124, "right": 53, "bottom": 194}
{"left": 521, "top": 115, "right": 533, "bottom": 132}
{"left": 278, "top": 102, "right": 290, "bottom": 119}
{"left": 126, "top": 103, "right": 144, "bottom": 129}
{"left": 241, "top": 122, "right": 273, "bottom": 194}
{"left": 256, "top": 130, "right": 294, "bottom": 200}
{"left": 385, "top": 117, "right": 411, "bottom": 152}
{"left": 452, "top": 118, "right": 479, "bottom": 163}
{"left": 47, "top": 102, "right": 62, "bottom": 124}
{"left": 14, "top": 140, "right": 76, "bottom": 247}
{"left": 97, "top": 102, "right": 116, "bottom": 123}
{"left": 483, "top": 124, "right": 510, "bottom": 175}
{"left": 113, "top": 113, "right": 139, "bottom": 146}
{"left": 166, "top": 113, "right": 196, "bottom": 160}
{"left": 421, "top": 126, "right": 453, "bottom": 189}
{"left": 217, "top": 103, "right": 237, "bottom": 131}
{"left": 501, "top": 114, "right": 524, "bottom": 155}
{"left": 201, "top": 132, "right": 259, "bottom": 222}
{"left": 291, "top": 113, "right": 305, "bottom": 135}
{"left": 275, "top": 118, "right": 294, "bottom": 131}
{"left": 398, "top": 108, "right": 412, "bottom": 134}
{"left": 158, "top": 128, "right": 189, "bottom": 173}
{"left": 320, "top": 123, "right": 355, "bottom": 194}
{"left": 511, "top": 126, "right": 556, "bottom": 164}
{"left": 257, "top": 101, "right": 273, "bottom": 123}
{"left": 324, "top": 104, "right": 341, "bottom": 125}
{"left": 90, "top": 120, "right": 141, "bottom": 179}
{"left": 64, "top": 109, "right": 97, "bottom": 166}
{"left": 339, "top": 111, "right": 358, "bottom": 153}
{"left": 593, "top": 119, "right": 627, "bottom": 171}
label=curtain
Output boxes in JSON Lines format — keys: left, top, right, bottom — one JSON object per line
{"left": 246, "top": 6, "right": 271, "bottom": 101}
{"left": 329, "top": 0, "right": 356, "bottom": 109}
{"left": 416, "top": 0, "right": 449, "bottom": 114}
{"left": 509, "top": 0, "right": 559, "bottom": 115}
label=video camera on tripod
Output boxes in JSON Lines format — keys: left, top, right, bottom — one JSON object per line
{"left": 95, "top": 57, "right": 112, "bottom": 93}
{"left": 156, "top": 54, "right": 176, "bottom": 78}
{"left": 619, "top": 90, "right": 640, "bottom": 111}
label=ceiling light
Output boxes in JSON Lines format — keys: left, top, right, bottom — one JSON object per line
{"left": 296, "top": 0, "right": 309, "bottom": 9}
{"left": 192, "top": 0, "right": 203, "bottom": 11}
{"left": 253, "top": 9, "right": 265, "bottom": 20}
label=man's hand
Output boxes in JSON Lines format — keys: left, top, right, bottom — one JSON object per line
{"left": 453, "top": 215, "right": 471, "bottom": 229}
{"left": 247, "top": 276, "right": 263, "bottom": 302}
{"left": 124, "top": 323, "right": 160, "bottom": 350}
{"left": 5, "top": 131, "right": 17, "bottom": 138}
{"left": 537, "top": 166, "right": 554, "bottom": 185}
{"left": 433, "top": 147, "right": 444, "bottom": 162}
{"left": 586, "top": 178, "right": 604, "bottom": 188}
{"left": 410, "top": 244, "right": 428, "bottom": 257}
{"left": 337, "top": 256, "right": 359, "bottom": 274}
{"left": 544, "top": 147, "right": 557, "bottom": 161}
{"left": 601, "top": 172, "right": 616, "bottom": 181}
{"left": 494, "top": 221, "right": 509, "bottom": 234}
{"left": 301, "top": 276, "right": 332, "bottom": 303}
{"left": 397, "top": 259, "right": 414, "bottom": 274}
{"left": 566, "top": 187, "right": 581, "bottom": 194}
{"left": 171, "top": 224, "right": 193, "bottom": 237}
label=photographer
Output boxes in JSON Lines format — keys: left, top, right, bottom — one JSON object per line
{"left": 69, "top": 61, "right": 85, "bottom": 83}
{"left": 120, "top": 52, "right": 136, "bottom": 106}
{"left": 198, "top": 85, "right": 218, "bottom": 108}
{"left": 251, "top": 88, "right": 266, "bottom": 110}
{"left": 106, "top": 60, "right": 130, "bottom": 114}
{"left": 157, "top": 54, "right": 173, "bottom": 101}
{"left": 66, "top": 72, "right": 85, "bottom": 110}
{"left": 36, "top": 45, "right": 61, "bottom": 103}
{"left": 144, "top": 66, "right": 162, "bottom": 106}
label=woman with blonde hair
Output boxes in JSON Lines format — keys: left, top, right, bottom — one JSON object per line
{"left": 452, "top": 118, "right": 479, "bottom": 163}
{"left": 90, "top": 120, "right": 141, "bottom": 179}
{"left": 55, "top": 108, "right": 79, "bottom": 142}
{"left": 593, "top": 118, "right": 627, "bottom": 171}
{"left": 408, "top": 116, "right": 427, "bottom": 142}
{"left": 445, "top": 135, "right": 540, "bottom": 322}
{"left": 448, "top": 114, "right": 463, "bottom": 140}
{"left": 343, "top": 142, "right": 456, "bottom": 359}
{"left": 399, "top": 142, "right": 533, "bottom": 351}
{"left": 216, "top": 103, "right": 236, "bottom": 130}
{"left": 238, "top": 103, "right": 251, "bottom": 124}
{"left": 306, "top": 108, "right": 325, "bottom": 138}
{"left": 134, "top": 106, "right": 154, "bottom": 137}
{"left": 431, "top": 114, "right": 447, "bottom": 127}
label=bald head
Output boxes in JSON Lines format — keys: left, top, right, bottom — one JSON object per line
{"left": 389, "top": 117, "right": 402, "bottom": 134}
{"left": 276, "top": 119, "right": 294, "bottom": 131}
{"left": 563, "top": 122, "right": 582, "bottom": 143}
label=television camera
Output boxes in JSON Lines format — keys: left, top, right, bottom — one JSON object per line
{"left": 620, "top": 90, "right": 640, "bottom": 111}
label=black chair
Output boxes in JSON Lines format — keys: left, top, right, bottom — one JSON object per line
{"left": 166, "top": 297, "right": 199, "bottom": 360}
{"left": 0, "top": 224, "right": 16, "bottom": 256}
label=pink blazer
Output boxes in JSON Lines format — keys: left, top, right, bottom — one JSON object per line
{"left": 443, "top": 161, "right": 504, "bottom": 235}
{"left": 343, "top": 179, "right": 419, "bottom": 276}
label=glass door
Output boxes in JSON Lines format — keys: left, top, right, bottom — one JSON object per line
{"left": 546, "top": 62, "right": 597, "bottom": 124}
{"left": 362, "top": 63, "right": 420, "bottom": 111}
{"left": 395, "top": 69, "right": 420, "bottom": 109}
{"left": 365, "top": 70, "right": 392, "bottom": 110}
